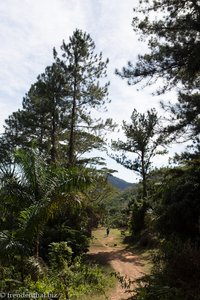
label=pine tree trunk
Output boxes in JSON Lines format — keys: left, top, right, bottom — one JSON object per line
{"left": 51, "top": 96, "right": 57, "bottom": 163}
{"left": 140, "top": 154, "right": 148, "bottom": 232}
{"left": 141, "top": 154, "right": 147, "bottom": 199}
{"left": 68, "top": 91, "right": 76, "bottom": 167}
{"left": 68, "top": 54, "right": 78, "bottom": 167}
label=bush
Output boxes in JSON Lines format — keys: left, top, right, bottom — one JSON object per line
{"left": 153, "top": 163, "right": 200, "bottom": 241}
{"left": 49, "top": 257, "right": 115, "bottom": 299}
{"left": 48, "top": 242, "right": 73, "bottom": 269}
{"left": 132, "top": 239, "right": 200, "bottom": 300}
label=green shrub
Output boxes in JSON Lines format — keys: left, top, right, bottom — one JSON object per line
{"left": 132, "top": 239, "right": 200, "bottom": 300}
{"left": 48, "top": 241, "right": 73, "bottom": 269}
{"left": 60, "top": 258, "right": 114, "bottom": 299}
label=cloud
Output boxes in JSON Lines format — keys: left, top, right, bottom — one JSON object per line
{"left": 0, "top": 0, "right": 187, "bottom": 181}
{"left": 0, "top": 0, "right": 87, "bottom": 126}
{"left": 0, "top": 0, "right": 142, "bottom": 126}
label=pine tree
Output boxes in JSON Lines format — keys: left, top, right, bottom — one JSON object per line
{"left": 2, "top": 30, "right": 113, "bottom": 167}
{"left": 116, "top": 0, "right": 200, "bottom": 92}
{"left": 111, "top": 108, "right": 167, "bottom": 198}
{"left": 116, "top": 0, "right": 200, "bottom": 147}
{"left": 26, "top": 62, "right": 68, "bottom": 163}
{"left": 111, "top": 108, "right": 167, "bottom": 234}
{"left": 54, "top": 29, "right": 112, "bottom": 166}
{"left": 162, "top": 92, "right": 200, "bottom": 142}
{"left": 3, "top": 62, "right": 68, "bottom": 163}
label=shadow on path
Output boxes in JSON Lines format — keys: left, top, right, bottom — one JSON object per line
{"left": 88, "top": 248, "right": 145, "bottom": 268}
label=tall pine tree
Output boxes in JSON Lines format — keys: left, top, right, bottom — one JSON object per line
{"left": 2, "top": 29, "right": 114, "bottom": 167}
{"left": 54, "top": 29, "right": 112, "bottom": 166}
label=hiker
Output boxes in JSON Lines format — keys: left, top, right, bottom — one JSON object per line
{"left": 106, "top": 227, "right": 110, "bottom": 236}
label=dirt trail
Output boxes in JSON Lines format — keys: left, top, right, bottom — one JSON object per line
{"left": 89, "top": 228, "right": 146, "bottom": 300}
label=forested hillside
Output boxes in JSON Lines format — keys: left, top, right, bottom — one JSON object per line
{"left": 107, "top": 174, "right": 133, "bottom": 190}
{"left": 0, "top": 1, "right": 200, "bottom": 299}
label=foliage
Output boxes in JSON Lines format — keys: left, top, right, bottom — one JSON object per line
{"left": 3, "top": 257, "right": 115, "bottom": 300}
{"left": 0, "top": 28, "right": 116, "bottom": 299}
{"left": 106, "top": 185, "right": 136, "bottom": 228}
{"left": 116, "top": 0, "right": 200, "bottom": 92}
{"left": 111, "top": 108, "right": 167, "bottom": 198}
{"left": 0, "top": 147, "right": 114, "bottom": 299}
{"left": 151, "top": 160, "right": 200, "bottom": 241}
{"left": 129, "top": 199, "right": 148, "bottom": 236}
{"left": 41, "top": 222, "right": 90, "bottom": 259}
{"left": 54, "top": 29, "right": 114, "bottom": 166}
{"left": 2, "top": 16, "right": 200, "bottom": 298}
{"left": 82, "top": 174, "right": 118, "bottom": 226}
{"left": 162, "top": 92, "right": 200, "bottom": 142}
{"left": 66, "top": 258, "right": 115, "bottom": 299}
{"left": 1, "top": 29, "right": 115, "bottom": 168}
{"left": 111, "top": 109, "right": 167, "bottom": 235}
{"left": 127, "top": 159, "right": 200, "bottom": 299}
{"left": 0, "top": 148, "right": 94, "bottom": 263}
{"left": 48, "top": 242, "right": 73, "bottom": 269}
{"left": 132, "top": 239, "right": 200, "bottom": 300}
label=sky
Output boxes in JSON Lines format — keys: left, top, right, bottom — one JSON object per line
{"left": 0, "top": 0, "right": 185, "bottom": 182}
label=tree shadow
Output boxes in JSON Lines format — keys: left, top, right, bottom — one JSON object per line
{"left": 87, "top": 248, "right": 145, "bottom": 268}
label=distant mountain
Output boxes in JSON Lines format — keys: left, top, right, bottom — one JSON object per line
{"left": 107, "top": 174, "right": 133, "bottom": 190}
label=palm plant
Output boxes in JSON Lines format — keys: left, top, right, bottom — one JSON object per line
{"left": 0, "top": 148, "right": 93, "bottom": 263}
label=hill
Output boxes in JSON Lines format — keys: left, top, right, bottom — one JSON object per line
{"left": 107, "top": 174, "right": 133, "bottom": 190}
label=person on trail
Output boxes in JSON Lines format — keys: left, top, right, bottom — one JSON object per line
{"left": 106, "top": 227, "right": 110, "bottom": 236}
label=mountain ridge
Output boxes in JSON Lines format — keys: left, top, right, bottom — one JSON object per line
{"left": 107, "top": 174, "right": 133, "bottom": 190}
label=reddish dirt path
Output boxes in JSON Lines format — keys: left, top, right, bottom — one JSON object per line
{"left": 89, "top": 229, "right": 146, "bottom": 300}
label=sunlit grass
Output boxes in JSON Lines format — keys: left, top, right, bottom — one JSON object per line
{"left": 91, "top": 227, "right": 128, "bottom": 248}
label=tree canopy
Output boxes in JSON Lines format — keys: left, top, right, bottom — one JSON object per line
{"left": 111, "top": 108, "right": 167, "bottom": 198}
{"left": 54, "top": 29, "right": 112, "bottom": 166}
{"left": 1, "top": 29, "right": 114, "bottom": 168}
{"left": 116, "top": 0, "right": 200, "bottom": 93}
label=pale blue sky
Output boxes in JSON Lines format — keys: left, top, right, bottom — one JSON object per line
{"left": 0, "top": 0, "right": 185, "bottom": 182}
